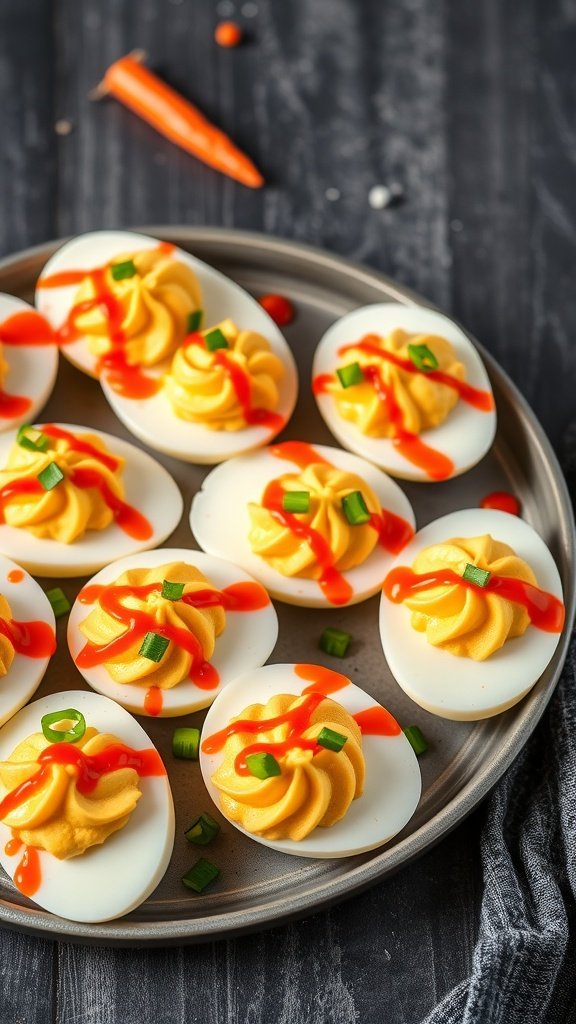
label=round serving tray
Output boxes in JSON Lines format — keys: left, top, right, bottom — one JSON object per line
{"left": 0, "top": 228, "right": 573, "bottom": 946}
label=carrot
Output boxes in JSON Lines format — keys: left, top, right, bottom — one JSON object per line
{"left": 94, "top": 51, "right": 264, "bottom": 189}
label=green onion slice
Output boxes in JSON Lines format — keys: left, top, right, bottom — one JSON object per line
{"left": 407, "top": 343, "right": 439, "bottom": 372}
{"left": 182, "top": 857, "right": 220, "bottom": 893}
{"left": 403, "top": 725, "right": 428, "bottom": 756}
{"left": 187, "top": 309, "right": 204, "bottom": 333}
{"left": 41, "top": 708, "right": 86, "bottom": 744}
{"left": 317, "top": 727, "right": 348, "bottom": 752}
{"left": 161, "top": 579, "right": 185, "bottom": 601}
{"left": 282, "top": 491, "right": 310, "bottom": 514}
{"left": 184, "top": 812, "right": 220, "bottom": 846}
{"left": 37, "top": 462, "right": 64, "bottom": 491}
{"left": 204, "top": 327, "right": 229, "bottom": 352}
{"left": 319, "top": 627, "right": 351, "bottom": 658}
{"left": 337, "top": 362, "right": 365, "bottom": 388}
{"left": 172, "top": 727, "right": 200, "bottom": 760}
{"left": 245, "top": 752, "right": 281, "bottom": 779}
{"left": 17, "top": 425, "right": 49, "bottom": 452}
{"left": 45, "top": 586, "right": 70, "bottom": 619}
{"left": 462, "top": 563, "right": 491, "bottom": 588}
{"left": 139, "top": 631, "right": 169, "bottom": 662}
{"left": 341, "top": 490, "right": 371, "bottom": 526}
{"left": 110, "top": 259, "right": 137, "bottom": 281}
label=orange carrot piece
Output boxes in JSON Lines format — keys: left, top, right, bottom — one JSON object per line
{"left": 215, "top": 21, "right": 243, "bottom": 48}
{"left": 99, "top": 53, "right": 263, "bottom": 189}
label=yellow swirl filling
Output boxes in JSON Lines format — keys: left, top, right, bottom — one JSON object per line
{"left": 405, "top": 534, "right": 537, "bottom": 660}
{"left": 0, "top": 431, "right": 125, "bottom": 543}
{"left": 211, "top": 694, "right": 365, "bottom": 841}
{"left": 248, "top": 463, "right": 379, "bottom": 578}
{"left": 0, "top": 595, "right": 15, "bottom": 677}
{"left": 330, "top": 329, "right": 465, "bottom": 436}
{"left": 78, "top": 562, "right": 226, "bottom": 688}
{"left": 0, "top": 725, "right": 142, "bottom": 859}
{"left": 163, "top": 318, "right": 284, "bottom": 430}
{"left": 73, "top": 248, "right": 201, "bottom": 366}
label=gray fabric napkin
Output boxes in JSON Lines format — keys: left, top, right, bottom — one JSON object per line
{"left": 423, "top": 633, "right": 576, "bottom": 1024}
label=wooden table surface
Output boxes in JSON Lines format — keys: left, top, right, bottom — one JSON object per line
{"left": 0, "top": 1, "right": 574, "bottom": 1021}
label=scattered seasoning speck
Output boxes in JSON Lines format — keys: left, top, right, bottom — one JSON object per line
{"left": 217, "top": 0, "right": 235, "bottom": 14}
{"left": 241, "top": 1, "right": 258, "bottom": 15}
{"left": 215, "top": 20, "right": 243, "bottom": 47}
{"left": 368, "top": 185, "right": 392, "bottom": 209}
{"left": 325, "top": 187, "right": 341, "bottom": 202}
{"left": 54, "top": 119, "right": 73, "bottom": 136}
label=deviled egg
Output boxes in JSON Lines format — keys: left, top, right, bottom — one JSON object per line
{"left": 312, "top": 304, "right": 496, "bottom": 482}
{"left": 379, "top": 509, "right": 565, "bottom": 720}
{"left": 0, "top": 423, "right": 183, "bottom": 576}
{"left": 0, "top": 294, "right": 58, "bottom": 432}
{"left": 200, "top": 662, "right": 422, "bottom": 858}
{"left": 191, "top": 441, "right": 415, "bottom": 608}
{"left": 67, "top": 548, "right": 279, "bottom": 716}
{"left": 0, "top": 555, "right": 55, "bottom": 727}
{"left": 0, "top": 690, "right": 175, "bottom": 922}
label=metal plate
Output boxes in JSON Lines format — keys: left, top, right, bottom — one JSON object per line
{"left": 0, "top": 228, "right": 573, "bottom": 945}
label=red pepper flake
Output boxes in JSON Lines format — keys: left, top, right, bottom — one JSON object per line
{"left": 259, "top": 294, "right": 295, "bottom": 327}
{"left": 214, "top": 21, "right": 244, "bottom": 48}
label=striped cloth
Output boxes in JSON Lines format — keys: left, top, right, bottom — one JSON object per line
{"left": 424, "top": 633, "right": 576, "bottom": 1023}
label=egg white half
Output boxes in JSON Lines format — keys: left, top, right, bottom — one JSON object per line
{"left": 379, "top": 509, "right": 565, "bottom": 720}
{"left": 0, "top": 555, "right": 55, "bottom": 727}
{"left": 312, "top": 303, "right": 497, "bottom": 482}
{"left": 0, "top": 689, "right": 175, "bottom": 922}
{"left": 200, "top": 663, "right": 422, "bottom": 858}
{"left": 0, "top": 423, "right": 183, "bottom": 577}
{"left": 190, "top": 442, "right": 416, "bottom": 608}
{"left": 0, "top": 294, "right": 58, "bottom": 433}
{"left": 67, "top": 548, "right": 279, "bottom": 717}
{"left": 35, "top": 230, "right": 298, "bottom": 461}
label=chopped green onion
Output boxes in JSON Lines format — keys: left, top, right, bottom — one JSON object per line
{"left": 319, "top": 627, "right": 352, "bottom": 658}
{"left": 184, "top": 812, "right": 220, "bottom": 846}
{"left": 407, "top": 343, "right": 439, "bottom": 372}
{"left": 317, "top": 727, "right": 347, "bottom": 752}
{"left": 341, "top": 490, "right": 371, "bottom": 526}
{"left": 17, "top": 425, "right": 49, "bottom": 452}
{"left": 182, "top": 857, "right": 220, "bottom": 893}
{"left": 245, "top": 752, "right": 281, "bottom": 779}
{"left": 187, "top": 309, "right": 204, "bottom": 333}
{"left": 204, "top": 327, "right": 229, "bottom": 352}
{"left": 282, "top": 491, "right": 310, "bottom": 514}
{"left": 462, "top": 563, "right": 491, "bottom": 588}
{"left": 41, "top": 708, "right": 86, "bottom": 744}
{"left": 110, "top": 259, "right": 137, "bottom": 281}
{"left": 37, "top": 462, "right": 64, "bottom": 491}
{"left": 45, "top": 586, "right": 70, "bottom": 619}
{"left": 161, "top": 579, "right": 185, "bottom": 601}
{"left": 139, "top": 631, "right": 169, "bottom": 662}
{"left": 172, "top": 727, "right": 200, "bottom": 760}
{"left": 403, "top": 725, "right": 428, "bottom": 756}
{"left": 337, "top": 362, "right": 365, "bottom": 388}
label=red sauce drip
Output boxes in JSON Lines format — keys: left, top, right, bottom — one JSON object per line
{"left": 68, "top": 467, "right": 152, "bottom": 540}
{"left": 0, "top": 617, "right": 56, "bottom": 658}
{"left": 78, "top": 580, "right": 269, "bottom": 613}
{"left": 5, "top": 836, "right": 22, "bottom": 856}
{"left": 144, "top": 686, "right": 163, "bottom": 716}
{"left": 7, "top": 569, "right": 24, "bottom": 583}
{"left": 480, "top": 491, "right": 521, "bottom": 516}
{"left": 296, "top": 663, "right": 351, "bottom": 696}
{"left": 214, "top": 350, "right": 285, "bottom": 433}
{"left": 262, "top": 478, "right": 353, "bottom": 606}
{"left": 36, "top": 270, "right": 88, "bottom": 289}
{"left": 190, "top": 661, "right": 220, "bottom": 690}
{"left": 258, "top": 293, "right": 295, "bottom": 327}
{"left": 42, "top": 424, "right": 120, "bottom": 472}
{"left": 14, "top": 845, "right": 41, "bottom": 897}
{"left": 0, "top": 392, "right": 32, "bottom": 419}
{"left": 0, "top": 478, "right": 44, "bottom": 521}
{"left": 383, "top": 566, "right": 565, "bottom": 633}
{"left": 269, "top": 440, "right": 330, "bottom": 469}
{"left": 0, "top": 310, "right": 56, "bottom": 346}
{"left": 352, "top": 706, "right": 401, "bottom": 736}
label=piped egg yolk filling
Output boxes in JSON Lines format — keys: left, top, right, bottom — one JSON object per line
{"left": 0, "top": 345, "right": 8, "bottom": 392}
{"left": 247, "top": 463, "right": 380, "bottom": 578}
{"left": 0, "top": 594, "right": 15, "bottom": 677}
{"left": 209, "top": 693, "right": 365, "bottom": 841}
{"left": 329, "top": 328, "right": 465, "bottom": 437}
{"left": 390, "top": 534, "right": 539, "bottom": 661}
{"left": 72, "top": 248, "right": 202, "bottom": 367}
{"left": 163, "top": 318, "right": 284, "bottom": 430}
{"left": 78, "top": 562, "right": 226, "bottom": 689}
{"left": 0, "top": 724, "right": 143, "bottom": 859}
{"left": 0, "top": 428, "right": 127, "bottom": 543}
